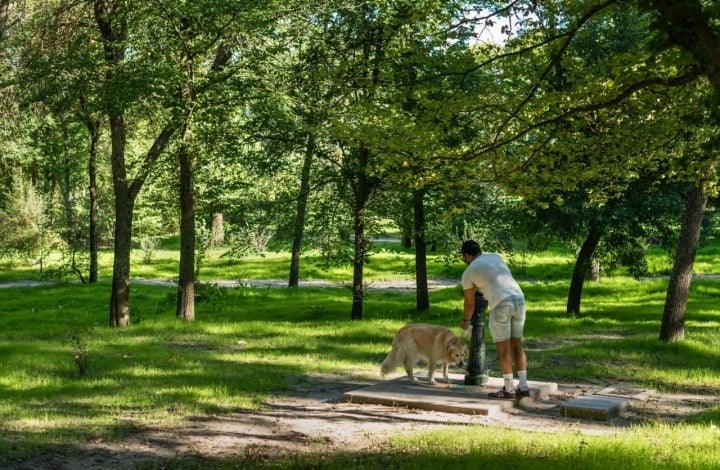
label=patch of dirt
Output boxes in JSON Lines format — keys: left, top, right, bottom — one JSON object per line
{"left": 6, "top": 377, "right": 717, "bottom": 470}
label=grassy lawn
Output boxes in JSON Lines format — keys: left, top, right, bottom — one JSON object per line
{"left": 0, "top": 240, "right": 719, "bottom": 468}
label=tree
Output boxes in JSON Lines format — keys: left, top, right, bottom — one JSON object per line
{"left": 452, "top": 0, "right": 718, "bottom": 339}
{"left": 77, "top": 97, "right": 102, "bottom": 283}
{"left": 321, "top": 1, "right": 484, "bottom": 316}
{"left": 93, "top": 1, "right": 187, "bottom": 326}
{"left": 92, "top": 0, "right": 299, "bottom": 326}
{"left": 289, "top": 133, "right": 316, "bottom": 288}
{"left": 2, "top": 1, "right": 108, "bottom": 283}
{"left": 648, "top": 0, "right": 720, "bottom": 341}
{"left": 507, "top": 5, "right": 698, "bottom": 316}
{"left": 176, "top": 37, "right": 233, "bottom": 321}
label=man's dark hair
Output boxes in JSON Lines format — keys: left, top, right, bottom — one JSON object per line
{"left": 461, "top": 240, "right": 482, "bottom": 256}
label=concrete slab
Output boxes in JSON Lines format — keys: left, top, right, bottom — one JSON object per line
{"left": 596, "top": 386, "right": 654, "bottom": 401}
{"left": 560, "top": 395, "right": 630, "bottom": 421}
{"left": 342, "top": 373, "right": 558, "bottom": 417}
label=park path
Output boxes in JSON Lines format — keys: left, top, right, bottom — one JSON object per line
{"left": 5, "top": 274, "right": 720, "bottom": 290}
{"left": 0, "top": 277, "right": 462, "bottom": 290}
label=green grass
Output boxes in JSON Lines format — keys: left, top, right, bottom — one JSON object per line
{"left": 3, "top": 237, "right": 717, "bottom": 285}
{"left": 1, "top": 240, "right": 719, "bottom": 468}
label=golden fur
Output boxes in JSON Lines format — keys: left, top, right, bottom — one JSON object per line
{"left": 380, "top": 323, "right": 467, "bottom": 384}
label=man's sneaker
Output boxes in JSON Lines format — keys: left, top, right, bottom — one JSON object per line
{"left": 488, "top": 386, "right": 516, "bottom": 399}
{"left": 516, "top": 386, "right": 531, "bottom": 397}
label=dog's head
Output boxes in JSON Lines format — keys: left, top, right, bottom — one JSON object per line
{"left": 447, "top": 338, "right": 467, "bottom": 368}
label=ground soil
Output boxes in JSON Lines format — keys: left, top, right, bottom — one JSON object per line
{"left": 7, "top": 374, "right": 717, "bottom": 470}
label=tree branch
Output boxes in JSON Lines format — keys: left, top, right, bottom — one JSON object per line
{"left": 464, "top": 66, "right": 701, "bottom": 162}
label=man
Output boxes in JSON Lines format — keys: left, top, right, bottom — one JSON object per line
{"left": 459, "top": 240, "right": 529, "bottom": 399}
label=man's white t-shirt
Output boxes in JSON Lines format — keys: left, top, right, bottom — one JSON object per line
{"left": 461, "top": 253, "right": 523, "bottom": 310}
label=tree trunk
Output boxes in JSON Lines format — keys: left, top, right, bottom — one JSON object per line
{"left": 96, "top": 0, "right": 131, "bottom": 327}
{"left": 351, "top": 147, "right": 371, "bottom": 321}
{"left": 59, "top": 137, "right": 86, "bottom": 284}
{"left": 108, "top": 113, "right": 131, "bottom": 328}
{"left": 106, "top": 119, "right": 178, "bottom": 328}
{"left": 289, "top": 133, "right": 315, "bottom": 288}
{"left": 59, "top": 128, "right": 77, "bottom": 248}
{"left": 176, "top": 143, "right": 195, "bottom": 322}
{"left": 566, "top": 221, "right": 606, "bottom": 316}
{"left": 86, "top": 117, "right": 100, "bottom": 283}
{"left": 413, "top": 188, "right": 429, "bottom": 311}
{"left": 585, "top": 259, "right": 600, "bottom": 282}
{"left": 211, "top": 212, "right": 224, "bottom": 247}
{"left": 660, "top": 185, "right": 707, "bottom": 342}
{"left": 0, "top": 1, "right": 12, "bottom": 40}
{"left": 109, "top": 214, "right": 132, "bottom": 327}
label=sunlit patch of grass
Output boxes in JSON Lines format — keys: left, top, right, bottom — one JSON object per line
{"left": 369, "top": 423, "right": 720, "bottom": 470}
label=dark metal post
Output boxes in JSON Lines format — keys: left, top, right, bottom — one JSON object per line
{"left": 464, "top": 292, "right": 488, "bottom": 386}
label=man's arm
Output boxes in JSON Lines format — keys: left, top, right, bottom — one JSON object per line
{"left": 461, "top": 288, "right": 475, "bottom": 329}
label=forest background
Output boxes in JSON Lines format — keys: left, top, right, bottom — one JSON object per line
{"left": 1, "top": 0, "right": 719, "bottom": 342}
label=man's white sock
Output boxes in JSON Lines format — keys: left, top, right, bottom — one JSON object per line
{"left": 503, "top": 373, "right": 514, "bottom": 391}
{"left": 518, "top": 370, "right": 528, "bottom": 389}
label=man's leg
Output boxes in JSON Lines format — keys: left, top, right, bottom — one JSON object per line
{"left": 511, "top": 337, "right": 529, "bottom": 392}
{"left": 496, "top": 340, "right": 514, "bottom": 374}
{"left": 496, "top": 339, "right": 515, "bottom": 391}
{"left": 510, "top": 338, "right": 526, "bottom": 371}
{"left": 488, "top": 302, "right": 515, "bottom": 397}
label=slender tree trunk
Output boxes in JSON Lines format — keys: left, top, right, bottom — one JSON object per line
{"left": 108, "top": 114, "right": 132, "bottom": 328}
{"left": 660, "top": 185, "right": 707, "bottom": 342}
{"left": 59, "top": 139, "right": 88, "bottom": 284}
{"left": 348, "top": 14, "right": 384, "bottom": 320}
{"left": 585, "top": 259, "right": 600, "bottom": 282}
{"left": 351, "top": 147, "right": 371, "bottom": 320}
{"left": 0, "top": 1, "right": 12, "bottom": 40}
{"left": 96, "top": 0, "right": 132, "bottom": 328}
{"left": 211, "top": 212, "right": 224, "bottom": 246}
{"left": 566, "top": 221, "right": 606, "bottom": 316}
{"left": 289, "top": 133, "right": 315, "bottom": 288}
{"left": 107, "top": 120, "right": 179, "bottom": 328}
{"left": 86, "top": 118, "right": 100, "bottom": 283}
{"left": 176, "top": 143, "right": 195, "bottom": 321}
{"left": 59, "top": 129, "right": 76, "bottom": 247}
{"left": 110, "top": 209, "right": 132, "bottom": 327}
{"left": 413, "top": 188, "right": 429, "bottom": 311}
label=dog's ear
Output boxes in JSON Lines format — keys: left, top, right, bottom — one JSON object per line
{"left": 447, "top": 337, "right": 466, "bottom": 351}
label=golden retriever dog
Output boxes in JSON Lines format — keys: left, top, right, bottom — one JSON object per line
{"left": 380, "top": 323, "right": 467, "bottom": 384}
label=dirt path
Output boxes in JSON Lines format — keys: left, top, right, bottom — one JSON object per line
{"left": 0, "top": 278, "right": 461, "bottom": 292}
{"left": 8, "top": 376, "right": 717, "bottom": 470}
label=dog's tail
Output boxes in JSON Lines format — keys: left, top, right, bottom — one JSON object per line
{"left": 380, "top": 347, "right": 401, "bottom": 378}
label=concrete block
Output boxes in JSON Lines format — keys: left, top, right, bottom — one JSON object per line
{"left": 560, "top": 395, "right": 630, "bottom": 421}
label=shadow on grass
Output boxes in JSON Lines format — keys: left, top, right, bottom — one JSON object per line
{"left": 6, "top": 416, "right": 720, "bottom": 470}
{"left": 2, "top": 279, "right": 720, "bottom": 468}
